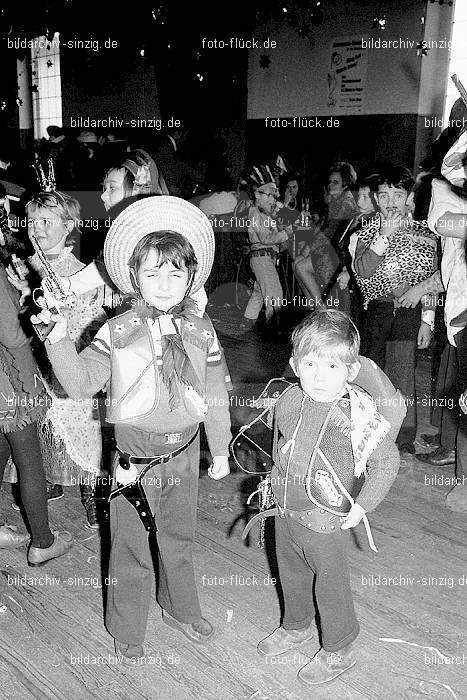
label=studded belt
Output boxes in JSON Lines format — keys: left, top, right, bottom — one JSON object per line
{"left": 116, "top": 429, "right": 199, "bottom": 471}
{"left": 243, "top": 505, "right": 347, "bottom": 540}
{"left": 250, "top": 248, "right": 278, "bottom": 259}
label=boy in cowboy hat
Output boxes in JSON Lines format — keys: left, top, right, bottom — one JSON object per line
{"left": 33, "top": 196, "right": 232, "bottom": 660}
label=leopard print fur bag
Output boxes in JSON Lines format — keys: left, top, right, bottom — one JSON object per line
{"left": 354, "top": 219, "right": 437, "bottom": 308}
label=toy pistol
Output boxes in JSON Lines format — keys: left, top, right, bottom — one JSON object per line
{"left": 30, "top": 234, "right": 68, "bottom": 341}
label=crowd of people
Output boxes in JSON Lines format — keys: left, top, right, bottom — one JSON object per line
{"left": 0, "top": 106, "right": 465, "bottom": 685}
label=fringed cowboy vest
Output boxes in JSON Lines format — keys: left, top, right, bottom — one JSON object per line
{"left": 105, "top": 308, "right": 217, "bottom": 426}
{"left": 272, "top": 383, "right": 391, "bottom": 512}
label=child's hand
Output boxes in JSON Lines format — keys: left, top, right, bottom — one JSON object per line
{"left": 31, "top": 302, "right": 68, "bottom": 344}
{"left": 370, "top": 233, "right": 389, "bottom": 256}
{"left": 417, "top": 322, "right": 432, "bottom": 349}
{"left": 337, "top": 268, "right": 350, "bottom": 290}
{"left": 208, "top": 456, "right": 230, "bottom": 480}
{"left": 6, "top": 265, "right": 31, "bottom": 305}
{"left": 340, "top": 503, "right": 366, "bottom": 530}
{"left": 397, "top": 283, "right": 424, "bottom": 308}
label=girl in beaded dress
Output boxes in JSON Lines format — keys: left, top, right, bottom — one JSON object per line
{"left": 7, "top": 189, "right": 109, "bottom": 528}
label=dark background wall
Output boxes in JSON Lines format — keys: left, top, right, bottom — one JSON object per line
{"left": 61, "top": 49, "right": 160, "bottom": 127}
{"left": 246, "top": 113, "right": 419, "bottom": 179}
{"left": 1, "top": 0, "right": 455, "bottom": 186}
{"left": 246, "top": 0, "right": 454, "bottom": 178}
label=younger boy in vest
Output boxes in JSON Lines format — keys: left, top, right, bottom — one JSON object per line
{"left": 33, "top": 196, "right": 232, "bottom": 660}
{"left": 257, "top": 310, "right": 399, "bottom": 686}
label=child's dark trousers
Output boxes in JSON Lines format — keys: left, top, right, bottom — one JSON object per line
{"left": 105, "top": 435, "right": 202, "bottom": 646}
{"left": 275, "top": 515, "right": 360, "bottom": 652}
{"left": 363, "top": 301, "right": 420, "bottom": 445}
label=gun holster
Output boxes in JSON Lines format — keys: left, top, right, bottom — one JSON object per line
{"left": 112, "top": 479, "right": 158, "bottom": 533}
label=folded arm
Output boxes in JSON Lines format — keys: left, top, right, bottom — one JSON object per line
{"left": 353, "top": 235, "right": 387, "bottom": 278}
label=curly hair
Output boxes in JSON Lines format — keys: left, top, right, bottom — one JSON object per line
{"left": 329, "top": 162, "right": 357, "bottom": 190}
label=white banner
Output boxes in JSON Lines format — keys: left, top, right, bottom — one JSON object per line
{"left": 327, "top": 36, "right": 368, "bottom": 114}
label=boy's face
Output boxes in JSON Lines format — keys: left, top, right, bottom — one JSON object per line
{"left": 357, "top": 186, "right": 375, "bottom": 216}
{"left": 286, "top": 180, "right": 299, "bottom": 199}
{"left": 135, "top": 248, "right": 190, "bottom": 311}
{"left": 291, "top": 351, "right": 359, "bottom": 402}
{"left": 255, "top": 186, "right": 277, "bottom": 215}
{"left": 377, "top": 184, "right": 408, "bottom": 219}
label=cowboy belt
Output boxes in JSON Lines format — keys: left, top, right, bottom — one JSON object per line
{"left": 243, "top": 505, "right": 347, "bottom": 540}
{"left": 108, "top": 429, "right": 199, "bottom": 532}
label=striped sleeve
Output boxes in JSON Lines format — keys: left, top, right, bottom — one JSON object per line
{"left": 207, "top": 328, "right": 222, "bottom": 366}
{"left": 89, "top": 322, "right": 111, "bottom": 357}
{"left": 206, "top": 327, "right": 232, "bottom": 389}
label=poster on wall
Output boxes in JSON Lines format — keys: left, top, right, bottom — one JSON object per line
{"left": 327, "top": 36, "right": 368, "bottom": 114}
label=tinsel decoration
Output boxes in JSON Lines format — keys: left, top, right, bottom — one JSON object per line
{"left": 372, "top": 14, "right": 387, "bottom": 30}
{"left": 417, "top": 41, "right": 429, "bottom": 56}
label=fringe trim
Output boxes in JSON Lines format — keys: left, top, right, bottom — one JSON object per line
{"left": 329, "top": 403, "right": 351, "bottom": 437}
{"left": 0, "top": 404, "right": 44, "bottom": 434}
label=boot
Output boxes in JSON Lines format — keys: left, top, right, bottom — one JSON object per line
{"left": 80, "top": 480, "right": 99, "bottom": 529}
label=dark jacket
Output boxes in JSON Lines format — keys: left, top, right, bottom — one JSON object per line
{"left": 0, "top": 264, "right": 45, "bottom": 432}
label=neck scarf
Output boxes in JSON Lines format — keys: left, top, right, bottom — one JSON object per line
{"left": 148, "top": 297, "right": 203, "bottom": 410}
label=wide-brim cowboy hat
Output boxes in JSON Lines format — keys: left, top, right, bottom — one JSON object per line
{"left": 103, "top": 195, "right": 215, "bottom": 295}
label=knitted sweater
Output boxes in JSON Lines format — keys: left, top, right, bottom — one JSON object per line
{"left": 271, "top": 384, "right": 400, "bottom": 513}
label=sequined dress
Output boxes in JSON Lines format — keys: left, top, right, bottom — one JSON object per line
{"left": 6, "top": 247, "right": 108, "bottom": 485}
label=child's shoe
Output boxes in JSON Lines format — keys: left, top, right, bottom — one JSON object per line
{"left": 257, "top": 623, "right": 315, "bottom": 656}
{"left": 114, "top": 639, "right": 145, "bottom": 663}
{"left": 27, "top": 531, "right": 73, "bottom": 567}
{"left": 162, "top": 609, "right": 214, "bottom": 643}
{"left": 0, "top": 524, "right": 30, "bottom": 549}
{"left": 297, "top": 643, "right": 356, "bottom": 685}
